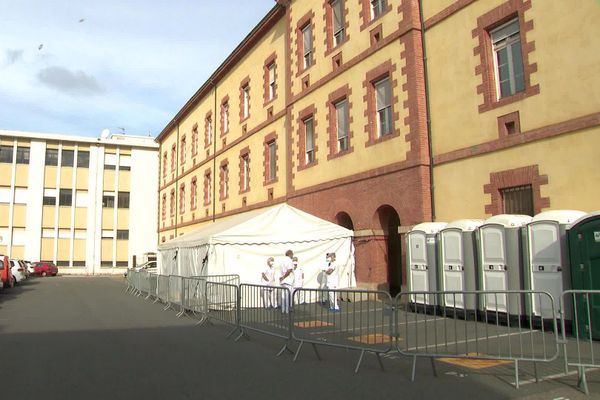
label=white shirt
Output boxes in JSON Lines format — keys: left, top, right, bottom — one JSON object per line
{"left": 279, "top": 257, "right": 295, "bottom": 286}
{"left": 293, "top": 266, "right": 304, "bottom": 288}
{"left": 324, "top": 262, "right": 338, "bottom": 287}
{"left": 262, "top": 266, "right": 275, "bottom": 286}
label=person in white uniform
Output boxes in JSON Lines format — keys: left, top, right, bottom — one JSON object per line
{"left": 261, "top": 257, "right": 275, "bottom": 308}
{"left": 278, "top": 249, "right": 295, "bottom": 313}
{"left": 292, "top": 256, "right": 305, "bottom": 304}
{"left": 324, "top": 252, "right": 340, "bottom": 311}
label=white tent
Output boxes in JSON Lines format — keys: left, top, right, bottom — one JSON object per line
{"left": 157, "top": 204, "right": 356, "bottom": 288}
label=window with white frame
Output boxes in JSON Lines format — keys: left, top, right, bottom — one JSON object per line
{"left": 242, "top": 85, "right": 250, "bottom": 119}
{"left": 332, "top": 0, "right": 345, "bottom": 46}
{"left": 42, "top": 229, "right": 54, "bottom": 238}
{"left": 119, "top": 155, "right": 131, "bottom": 171}
{"left": 205, "top": 173, "right": 212, "bottom": 204}
{"left": 14, "top": 187, "right": 28, "bottom": 204}
{"left": 491, "top": 19, "right": 525, "bottom": 99}
{"left": 241, "top": 154, "right": 250, "bottom": 192}
{"left": 267, "top": 141, "right": 277, "bottom": 181}
{"left": 179, "top": 185, "right": 185, "bottom": 214}
{"left": 375, "top": 76, "right": 392, "bottom": 137}
{"left": 335, "top": 99, "right": 349, "bottom": 152}
{"left": 75, "top": 191, "right": 88, "bottom": 208}
{"left": 206, "top": 116, "right": 213, "bottom": 146}
{"left": 222, "top": 102, "right": 230, "bottom": 133}
{"left": 370, "top": 0, "right": 386, "bottom": 19}
{"left": 304, "top": 117, "right": 315, "bottom": 164}
{"left": 268, "top": 63, "right": 276, "bottom": 100}
{"left": 221, "top": 164, "right": 229, "bottom": 199}
{"left": 302, "top": 23, "right": 313, "bottom": 69}
{"left": 191, "top": 178, "right": 197, "bottom": 210}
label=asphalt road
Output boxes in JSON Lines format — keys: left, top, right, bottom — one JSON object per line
{"left": 0, "top": 276, "right": 596, "bottom": 400}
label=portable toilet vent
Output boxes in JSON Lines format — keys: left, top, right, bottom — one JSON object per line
{"left": 524, "top": 210, "right": 585, "bottom": 319}
{"left": 439, "top": 219, "right": 484, "bottom": 311}
{"left": 477, "top": 214, "right": 532, "bottom": 316}
{"left": 407, "top": 222, "right": 447, "bottom": 307}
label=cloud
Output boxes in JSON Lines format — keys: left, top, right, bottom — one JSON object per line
{"left": 37, "top": 66, "right": 104, "bottom": 95}
{"left": 4, "top": 49, "right": 24, "bottom": 65}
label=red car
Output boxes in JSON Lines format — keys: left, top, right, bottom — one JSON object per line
{"left": 1, "top": 254, "right": 14, "bottom": 289}
{"left": 32, "top": 261, "right": 59, "bottom": 277}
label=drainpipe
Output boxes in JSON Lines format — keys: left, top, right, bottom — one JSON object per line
{"left": 419, "top": 0, "right": 436, "bottom": 222}
{"left": 175, "top": 124, "right": 179, "bottom": 236}
{"left": 211, "top": 79, "right": 217, "bottom": 222}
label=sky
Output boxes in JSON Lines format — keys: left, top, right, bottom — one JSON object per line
{"left": 0, "top": 0, "right": 275, "bottom": 138}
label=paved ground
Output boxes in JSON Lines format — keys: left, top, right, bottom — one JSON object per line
{"left": 0, "top": 277, "right": 597, "bottom": 400}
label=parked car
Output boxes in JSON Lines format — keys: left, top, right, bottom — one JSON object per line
{"left": 0, "top": 254, "right": 13, "bottom": 289}
{"left": 24, "top": 260, "right": 34, "bottom": 276}
{"left": 9, "top": 259, "right": 27, "bottom": 285}
{"left": 31, "top": 261, "right": 58, "bottom": 277}
{"left": 124, "top": 261, "right": 157, "bottom": 277}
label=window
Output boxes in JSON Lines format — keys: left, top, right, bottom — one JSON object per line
{"left": 117, "top": 192, "right": 130, "bottom": 209}
{"left": 302, "top": 23, "right": 313, "bottom": 69}
{"left": 304, "top": 117, "right": 315, "bottom": 164}
{"left": 491, "top": 19, "right": 524, "bottom": 99}
{"left": 0, "top": 187, "right": 10, "bottom": 203}
{"left": 204, "top": 172, "right": 212, "bottom": 205}
{"left": 375, "top": 77, "right": 392, "bottom": 137}
{"left": 118, "top": 155, "right": 131, "bottom": 171}
{"left": 191, "top": 126, "right": 198, "bottom": 156}
{"left": 102, "top": 229, "right": 115, "bottom": 239}
{"left": 116, "top": 230, "right": 129, "bottom": 240}
{"left": 14, "top": 188, "right": 28, "bottom": 204}
{"left": 179, "top": 184, "right": 185, "bottom": 214}
{"left": 242, "top": 84, "right": 250, "bottom": 119}
{"left": 61, "top": 150, "right": 74, "bottom": 167}
{"left": 267, "top": 141, "right": 277, "bottom": 181}
{"left": 16, "top": 147, "right": 30, "bottom": 164}
{"left": 371, "top": 0, "right": 386, "bottom": 19}
{"left": 104, "top": 153, "right": 117, "bottom": 170}
{"left": 43, "top": 188, "right": 57, "bottom": 205}
{"left": 42, "top": 228, "right": 54, "bottom": 238}
{"left": 220, "top": 164, "right": 229, "bottom": 200}
{"left": 0, "top": 145, "right": 13, "bottom": 163}
{"left": 77, "top": 151, "right": 90, "bottom": 168}
{"left": 241, "top": 153, "right": 250, "bottom": 192}
{"left": 75, "top": 191, "right": 88, "bottom": 208}
{"left": 268, "top": 63, "right": 276, "bottom": 101}
{"left": 222, "top": 101, "right": 230, "bottom": 134}
{"left": 45, "top": 148, "right": 58, "bottom": 166}
{"left": 335, "top": 99, "right": 349, "bottom": 152}
{"left": 102, "top": 194, "right": 115, "bottom": 208}
{"left": 58, "top": 189, "right": 72, "bottom": 206}
{"left": 331, "top": 0, "right": 345, "bottom": 46}
{"left": 190, "top": 178, "right": 197, "bottom": 210}
{"left": 502, "top": 185, "right": 534, "bottom": 216}
{"left": 171, "top": 144, "right": 176, "bottom": 171}
{"left": 180, "top": 136, "right": 186, "bottom": 164}
{"left": 206, "top": 115, "right": 213, "bottom": 146}
{"left": 162, "top": 193, "right": 166, "bottom": 220}
{"left": 162, "top": 152, "right": 167, "bottom": 178}
{"left": 170, "top": 190, "right": 175, "bottom": 216}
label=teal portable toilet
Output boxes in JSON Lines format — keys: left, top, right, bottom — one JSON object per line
{"left": 523, "top": 210, "right": 585, "bottom": 319}
{"left": 407, "top": 222, "right": 447, "bottom": 308}
{"left": 477, "top": 214, "right": 532, "bottom": 317}
{"left": 439, "top": 219, "right": 484, "bottom": 312}
{"left": 567, "top": 211, "right": 600, "bottom": 339}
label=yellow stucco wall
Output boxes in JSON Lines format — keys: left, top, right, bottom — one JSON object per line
{"left": 101, "top": 239, "right": 113, "bottom": 262}
{"left": 102, "top": 209, "right": 114, "bottom": 229}
{"left": 74, "top": 208, "right": 87, "bottom": 228}
{"left": 57, "top": 239, "right": 70, "bottom": 260}
{"left": 42, "top": 206, "right": 55, "bottom": 227}
{"left": 116, "top": 240, "right": 128, "bottom": 261}
{"left": 11, "top": 245, "right": 24, "bottom": 259}
{"left": 117, "top": 209, "right": 129, "bottom": 229}
{"left": 73, "top": 239, "right": 86, "bottom": 260}
{"left": 0, "top": 204, "right": 9, "bottom": 226}
{"left": 0, "top": 165, "right": 11, "bottom": 184}
{"left": 433, "top": 126, "right": 600, "bottom": 221}
{"left": 76, "top": 169, "right": 88, "bottom": 189}
{"left": 41, "top": 239, "right": 53, "bottom": 260}
{"left": 422, "top": 1, "right": 455, "bottom": 21}
{"left": 58, "top": 207, "right": 71, "bottom": 228}
{"left": 103, "top": 170, "right": 116, "bottom": 191}
{"left": 119, "top": 170, "right": 130, "bottom": 191}
{"left": 426, "top": 0, "right": 600, "bottom": 156}
{"left": 0, "top": 245, "right": 7, "bottom": 254}
{"left": 44, "top": 167, "right": 57, "bottom": 187}
{"left": 60, "top": 168, "right": 74, "bottom": 188}
{"left": 15, "top": 165, "right": 28, "bottom": 186}
{"left": 12, "top": 205, "right": 26, "bottom": 227}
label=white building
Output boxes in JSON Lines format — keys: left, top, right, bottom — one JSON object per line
{"left": 0, "top": 130, "right": 158, "bottom": 274}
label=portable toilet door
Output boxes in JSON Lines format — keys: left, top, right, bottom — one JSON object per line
{"left": 440, "top": 220, "right": 483, "bottom": 310}
{"left": 525, "top": 210, "right": 585, "bottom": 319}
{"left": 407, "top": 222, "right": 447, "bottom": 306}
{"left": 567, "top": 211, "right": 600, "bottom": 340}
{"left": 478, "top": 215, "right": 532, "bottom": 315}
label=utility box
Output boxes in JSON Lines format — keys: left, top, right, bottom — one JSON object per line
{"left": 524, "top": 210, "right": 585, "bottom": 319}
{"left": 477, "top": 214, "right": 532, "bottom": 316}
{"left": 439, "top": 219, "right": 484, "bottom": 311}
{"left": 567, "top": 211, "right": 600, "bottom": 339}
{"left": 407, "top": 222, "right": 447, "bottom": 307}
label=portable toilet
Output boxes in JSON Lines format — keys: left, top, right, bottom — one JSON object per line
{"left": 477, "top": 214, "right": 532, "bottom": 316}
{"left": 439, "top": 219, "right": 484, "bottom": 311}
{"left": 524, "top": 210, "right": 586, "bottom": 319}
{"left": 567, "top": 211, "right": 600, "bottom": 339}
{"left": 407, "top": 222, "right": 447, "bottom": 307}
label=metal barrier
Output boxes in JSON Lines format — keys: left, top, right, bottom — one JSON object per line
{"left": 182, "top": 277, "right": 208, "bottom": 321}
{"left": 193, "top": 274, "right": 240, "bottom": 287}
{"left": 560, "top": 290, "right": 600, "bottom": 395}
{"left": 238, "top": 283, "right": 294, "bottom": 356}
{"left": 138, "top": 271, "right": 151, "bottom": 298}
{"left": 203, "top": 281, "right": 240, "bottom": 337}
{"left": 124, "top": 270, "right": 135, "bottom": 293}
{"left": 395, "top": 290, "right": 560, "bottom": 388}
{"left": 147, "top": 273, "right": 158, "bottom": 301}
{"left": 292, "top": 288, "right": 394, "bottom": 373}
{"left": 156, "top": 274, "right": 170, "bottom": 306}
{"left": 167, "top": 275, "right": 185, "bottom": 316}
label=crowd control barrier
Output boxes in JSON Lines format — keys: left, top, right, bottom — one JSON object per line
{"left": 560, "top": 290, "right": 600, "bottom": 395}
{"left": 395, "top": 290, "right": 560, "bottom": 388}
{"left": 238, "top": 284, "right": 295, "bottom": 356}
{"left": 291, "top": 288, "right": 394, "bottom": 373}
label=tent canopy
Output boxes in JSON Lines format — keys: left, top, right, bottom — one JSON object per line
{"left": 159, "top": 203, "right": 353, "bottom": 249}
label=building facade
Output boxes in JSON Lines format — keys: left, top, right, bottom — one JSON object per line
{"left": 156, "top": 0, "right": 600, "bottom": 292}
{"left": 0, "top": 130, "right": 159, "bottom": 274}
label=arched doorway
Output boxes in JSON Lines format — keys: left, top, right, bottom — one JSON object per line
{"left": 376, "top": 206, "right": 401, "bottom": 296}
{"left": 335, "top": 211, "right": 355, "bottom": 230}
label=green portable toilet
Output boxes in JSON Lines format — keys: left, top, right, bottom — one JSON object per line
{"left": 567, "top": 211, "right": 600, "bottom": 340}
